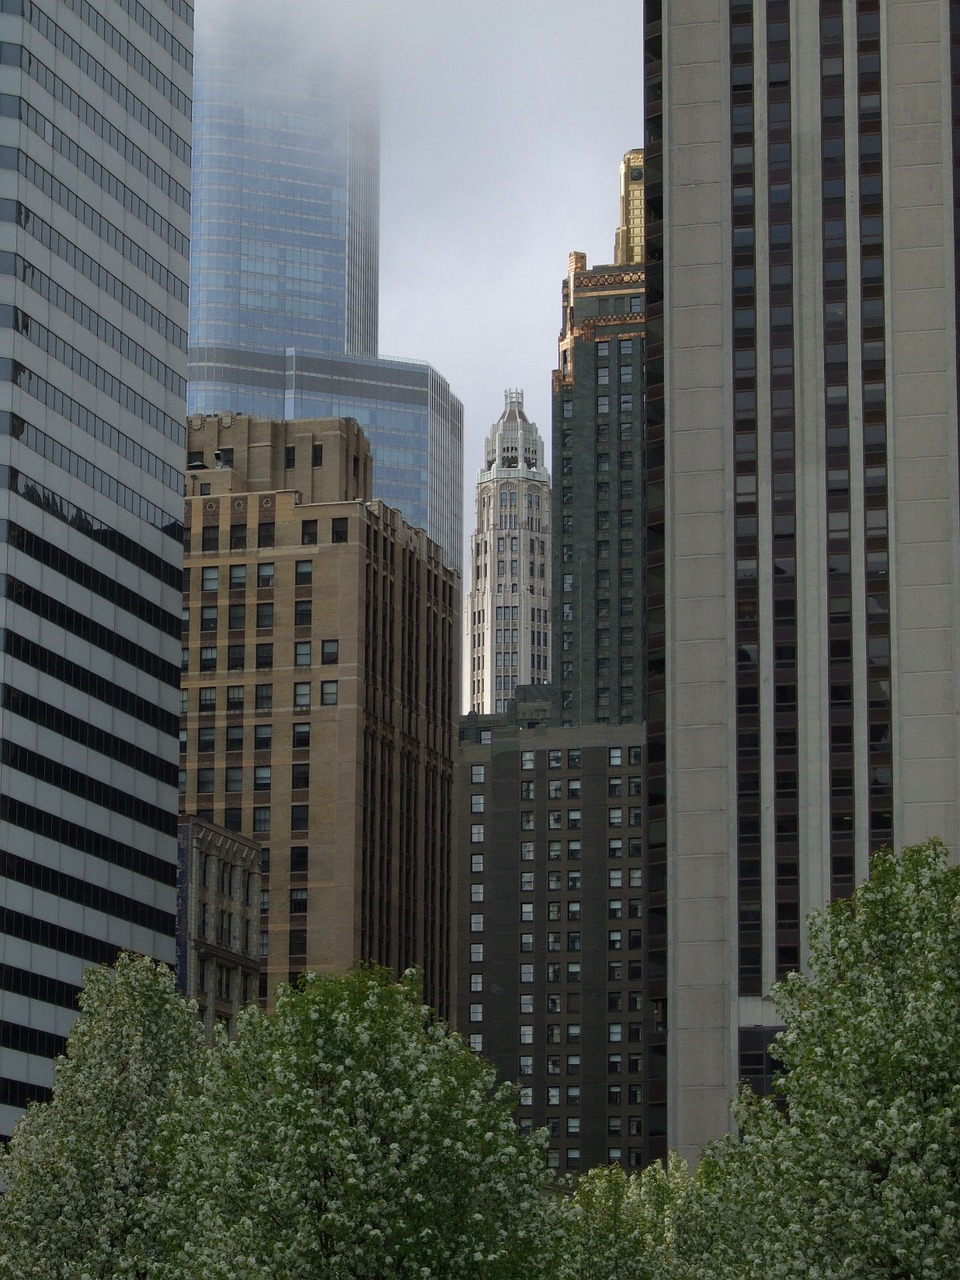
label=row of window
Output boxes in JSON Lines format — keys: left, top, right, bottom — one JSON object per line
{"left": 1, "top": 845, "right": 175, "bottom": 934}
{"left": 518, "top": 1053, "right": 641, "bottom": 1077}
{"left": 23, "top": 0, "right": 191, "bottom": 162}
{"left": 7, "top": 576, "right": 180, "bottom": 687}
{"left": 193, "top": 763, "right": 310, "bottom": 792}
{"left": 467, "top": 838, "right": 642, "bottom": 869}
{"left": 187, "top": 516, "right": 322, "bottom": 553}
{"left": 7, "top": 359, "right": 183, "bottom": 495}
{"left": 186, "top": 641, "right": 330, "bottom": 673}
{"left": 190, "top": 560, "right": 313, "bottom": 591}
{"left": 192, "top": 722, "right": 311, "bottom": 753}
{"left": 189, "top": 681, "right": 337, "bottom": 713}
{"left": 191, "top": 804, "right": 310, "bottom": 836}
{"left": 5, "top": 629, "right": 178, "bottom": 738}
{"left": 10, "top": 252, "right": 185, "bottom": 395}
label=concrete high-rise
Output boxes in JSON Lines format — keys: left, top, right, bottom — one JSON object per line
{"left": 188, "top": 4, "right": 462, "bottom": 569}
{"left": 642, "top": 0, "right": 960, "bottom": 1164}
{"left": 180, "top": 414, "right": 458, "bottom": 1018}
{"left": 0, "top": 0, "right": 192, "bottom": 1139}
{"left": 466, "top": 390, "right": 551, "bottom": 715}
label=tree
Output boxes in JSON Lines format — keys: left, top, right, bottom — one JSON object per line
{"left": 694, "top": 838, "right": 960, "bottom": 1280}
{"left": 556, "top": 1155, "right": 697, "bottom": 1280}
{"left": 0, "top": 953, "right": 205, "bottom": 1280}
{"left": 159, "top": 966, "right": 557, "bottom": 1280}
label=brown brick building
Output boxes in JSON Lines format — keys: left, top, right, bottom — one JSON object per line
{"left": 180, "top": 414, "right": 459, "bottom": 1016}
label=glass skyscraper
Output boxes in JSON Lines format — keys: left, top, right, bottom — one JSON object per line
{"left": 0, "top": 0, "right": 191, "bottom": 1139}
{"left": 189, "top": 4, "right": 462, "bottom": 568}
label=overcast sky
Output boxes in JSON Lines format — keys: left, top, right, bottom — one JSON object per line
{"left": 375, "top": 1, "right": 644, "bottom": 499}
{"left": 194, "top": 0, "right": 643, "bottom": 520}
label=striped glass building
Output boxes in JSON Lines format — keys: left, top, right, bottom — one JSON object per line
{"left": 0, "top": 0, "right": 191, "bottom": 1139}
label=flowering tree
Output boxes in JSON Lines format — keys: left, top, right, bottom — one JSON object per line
{"left": 556, "top": 1155, "right": 697, "bottom": 1280}
{"left": 160, "top": 966, "right": 558, "bottom": 1280}
{"left": 694, "top": 838, "right": 960, "bottom": 1279}
{"left": 551, "top": 840, "right": 960, "bottom": 1280}
{"left": 0, "top": 953, "right": 205, "bottom": 1280}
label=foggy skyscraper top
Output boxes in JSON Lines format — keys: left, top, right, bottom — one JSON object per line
{"left": 187, "top": 1, "right": 463, "bottom": 570}
{"left": 188, "top": 1, "right": 380, "bottom": 407}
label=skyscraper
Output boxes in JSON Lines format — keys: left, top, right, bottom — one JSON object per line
{"left": 553, "top": 252, "right": 645, "bottom": 727}
{"left": 456, "top": 172, "right": 647, "bottom": 1174}
{"left": 180, "top": 413, "right": 459, "bottom": 1018}
{"left": 465, "top": 390, "right": 551, "bottom": 715}
{"left": 642, "top": 0, "right": 960, "bottom": 1163}
{"left": 0, "top": 0, "right": 192, "bottom": 1139}
{"left": 188, "top": 3, "right": 463, "bottom": 569}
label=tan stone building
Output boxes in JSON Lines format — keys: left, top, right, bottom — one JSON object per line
{"left": 180, "top": 415, "right": 459, "bottom": 1016}
{"left": 177, "top": 817, "right": 260, "bottom": 1037}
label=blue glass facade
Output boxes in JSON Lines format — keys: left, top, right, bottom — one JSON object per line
{"left": 189, "top": 12, "right": 462, "bottom": 568}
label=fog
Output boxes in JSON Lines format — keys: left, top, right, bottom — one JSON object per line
{"left": 195, "top": 0, "right": 644, "bottom": 504}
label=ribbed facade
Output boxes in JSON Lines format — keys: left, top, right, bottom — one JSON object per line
{"left": 643, "top": 0, "right": 960, "bottom": 1165}
{"left": 0, "top": 0, "right": 191, "bottom": 1139}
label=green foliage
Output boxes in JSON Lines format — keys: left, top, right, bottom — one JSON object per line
{"left": 553, "top": 840, "right": 960, "bottom": 1280}
{"left": 1, "top": 962, "right": 557, "bottom": 1280}
{"left": 0, "top": 953, "right": 205, "bottom": 1280}
{"left": 161, "top": 966, "right": 557, "bottom": 1279}
{"left": 557, "top": 1155, "right": 697, "bottom": 1280}
{"left": 697, "top": 838, "right": 960, "bottom": 1280}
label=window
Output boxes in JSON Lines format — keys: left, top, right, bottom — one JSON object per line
{"left": 197, "top": 727, "right": 215, "bottom": 753}
{"left": 229, "top": 523, "right": 246, "bottom": 550}
{"left": 312, "top": 443, "right": 323, "bottom": 467}
{"left": 256, "top": 603, "right": 274, "bottom": 629}
{"left": 254, "top": 766, "right": 272, "bottom": 791}
{"left": 253, "top": 806, "right": 271, "bottom": 833}
{"left": 199, "top": 645, "right": 217, "bottom": 672}
{"left": 320, "top": 681, "right": 338, "bottom": 705}
{"left": 257, "top": 522, "right": 275, "bottom": 549}
{"left": 255, "top": 643, "right": 273, "bottom": 670}
{"left": 295, "top": 600, "right": 312, "bottom": 627}
{"left": 321, "top": 639, "right": 339, "bottom": 664}
{"left": 290, "top": 887, "right": 308, "bottom": 915}
{"left": 227, "top": 603, "right": 245, "bottom": 630}
{"left": 331, "top": 517, "right": 348, "bottom": 543}
{"left": 255, "top": 683, "right": 272, "bottom": 710}
{"left": 284, "top": 445, "right": 296, "bottom": 469}
{"left": 257, "top": 563, "right": 275, "bottom": 588}
{"left": 294, "top": 682, "right": 311, "bottom": 708}
{"left": 471, "top": 794, "right": 485, "bottom": 813}
{"left": 295, "top": 559, "right": 312, "bottom": 585}
{"left": 290, "top": 845, "right": 309, "bottom": 873}
{"left": 198, "top": 687, "right": 216, "bottom": 712}
{"left": 470, "top": 913, "right": 484, "bottom": 933}
{"left": 291, "top": 804, "right": 309, "bottom": 831}
{"left": 201, "top": 566, "right": 218, "bottom": 591}
{"left": 226, "top": 685, "right": 243, "bottom": 712}
{"left": 228, "top": 563, "right": 246, "bottom": 589}
{"left": 291, "top": 763, "right": 309, "bottom": 789}
{"left": 295, "top": 642, "right": 311, "bottom": 667}
{"left": 200, "top": 605, "right": 217, "bottom": 632}
{"left": 301, "top": 519, "right": 318, "bottom": 546}
{"left": 471, "top": 764, "right": 485, "bottom": 783}
{"left": 292, "top": 722, "right": 310, "bottom": 749}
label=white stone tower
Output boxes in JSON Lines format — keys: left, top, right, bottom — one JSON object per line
{"left": 465, "top": 391, "right": 551, "bottom": 714}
